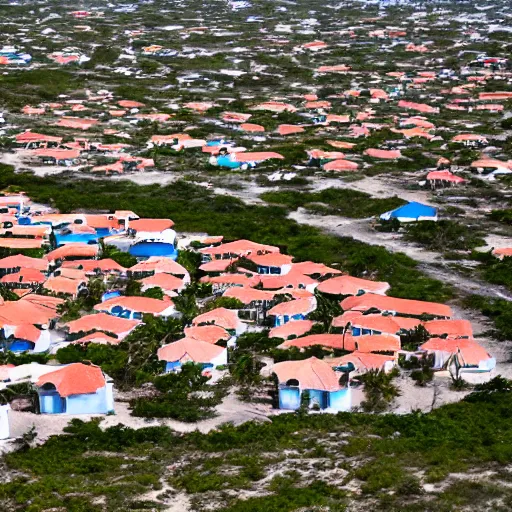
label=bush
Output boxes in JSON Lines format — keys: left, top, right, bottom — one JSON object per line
{"left": 404, "top": 220, "right": 485, "bottom": 252}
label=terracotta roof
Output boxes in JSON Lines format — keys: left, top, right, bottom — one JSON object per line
{"left": 280, "top": 333, "right": 355, "bottom": 351}
{"left": 0, "top": 239, "right": 43, "bottom": 250}
{"left": 317, "top": 275, "right": 389, "bottom": 296}
{"left": 14, "top": 324, "right": 41, "bottom": 343}
{"left": 0, "top": 300, "right": 59, "bottom": 326}
{"left": 323, "top": 159, "right": 359, "bottom": 171}
{"left": 65, "top": 312, "right": 140, "bottom": 335}
{"left": 95, "top": 296, "right": 173, "bottom": 315}
{"left": 260, "top": 270, "right": 317, "bottom": 290}
{"left": 267, "top": 298, "right": 315, "bottom": 317}
{"left": 0, "top": 268, "right": 46, "bottom": 285}
{"left": 36, "top": 363, "right": 106, "bottom": 397}
{"left": 202, "top": 273, "right": 260, "bottom": 288}
{"left": 273, "top": 357, "right": 341, "bottom": 392}
{"left": 140, "top": 273, "right": 184, "bottom": 291}
{"left": 72, "top": 332, "right": 121, "bottom": 345}
{"left": 43, "top": 276, "right": 85, "bottom": 296}
{"left": 249, "top": 253, "right": 293, "bottom": 267}
{"left": 129, "top": 256, "right": 188, "bottom": 276}
{"left": 45, "top": 243, "right": 99, "bottom": 262}
{"left": 62, "top": 258, "right": 126, "bottom": 273}
{"left": 274, "top": 288, "right": 314, "bottom": 300}
{"left": 423, "top": 319, "right": 473, "bottom": 338}
{"left": 398, "top": 100, "right": 437, "bottom": 114}
{"left": 355, "top": 334, "right": 401, "bottom": 353}
{"left": 471, "top": 159, "right": 510, "bottom": 169}
{"left": 129, "top": 219, "right": 174, "bottom": 231}
{"left": 341, "top": 293, "right": 452, "bottom": 318}
{"left": 233, "top": 152, "right": 284, "bottom": 162}
{"left": 240, "top": 123, "right": 265, "bottom": 132}
{"left": 269, "top": 320, "right": 314, "bottom": 340}
{"left": 184, "top": 325, "right": 231, "bottom": 344}
{"left": 277, "top": 125, "right": 305, "bottom": 136}
{"left": 420, "top": 338, "right": 492, "bottom": 366}
{"left": 329, "top": 352, "right": 394, "bottom": 372}
{"left": 19, "top": 294, "right": 64, "bottom": 313}
{"left": 15, "top": 131, "right": 62, "bottom": 143}
{"left": 365, "top": 148, "right": 402, "bottom": 159}
{"left": 223, "top": 286, "right": 275, "bottom": 304}
{"left": 118, "top": 100, "right": 145, "bottom": 108}
{"left": 157, "top": 338, "right": 225, "bottom": 363}
{"left": 200, "top": 239, "right": 279, "bottom": 257}
{"left": 334, "top": 313, "right": 401, "bottom": 334}
{"left": 199, "top": 258, "right": 238, "bottom": 273}
{"left": 291, "top": 261, "right": 342, "bottom": 276}
{"left": 493, "top": 248, "right": 512, "bottom": 259}
{"left": 192, "top": 307, "right": 240, "bottom": 330}
{"left": 426, "top": 171, "right": 466, "bottom": 184}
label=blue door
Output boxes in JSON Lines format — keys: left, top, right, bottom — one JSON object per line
{"left": 40, "top": 390, "right": 66, "bottom": 414}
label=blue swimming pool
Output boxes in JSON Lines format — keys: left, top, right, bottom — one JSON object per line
{"left": 128, "top": 242, "right": 178, "bottom": 259}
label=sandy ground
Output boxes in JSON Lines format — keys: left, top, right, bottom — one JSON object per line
{"left": 0, "top": 390, "right": 271, "bottom": 453}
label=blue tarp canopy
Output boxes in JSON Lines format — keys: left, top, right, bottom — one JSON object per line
{"left": 380, "top": 201, "right": 437, "bottom": 222}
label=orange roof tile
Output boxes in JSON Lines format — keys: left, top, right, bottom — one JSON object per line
{"left": 72, "top": 332, "right": 121, "bottom": 345}
{"left": 233, "top": 152, "right": 284, "bottom": 162}
{"left": 240, "top": 123, "right": 265, "bottom": 132}
{"left": 199, "top": 258, "right": 238, "bottom": 273}
{"left": 268, "top": 298, "right": 316, "bottom": 317}
{"left": 43, "top": 276, "right": 85, "bottom": 296}
{"left": 365, "top": 148, "right": 402, "bottom": 159}
{"left": 129, "top": 256, "right": 188, "bottom": 276}
{"left": 65, "top": 312, "right": 140, "bottom": 335}
{"left": 423, "top": 319, "right": 473, "bottom": 338}
{"left": 291, "top": 261, "right": 342, "bottom": 277}
{"left": 184, "top": 325, "right": 231, "bottom": 344}
{"left": 329, "top": 351, "right": 394, "bottom": 371}
{"left": 269, "top": 319, "right": 314, "bottom": 340}
{"left": 157, "top": 338, "right": 225, "bottom": 363}
{"left": 323, "top": 159, "right": 359, "bottom": 171}
{"left": 317, "top": 275, "right": 389, "bottom": 296}
{"left": 45, "top": 243, "right": 99, "bottom": 262}
{"left": 420, "top": 338, "right": 492, "bottom": 366}
{"left": 355, "top": 334, "right": 400, "bottom": 353}
{"left": 129, "top": 219, "right": 174, "bottom": 231}
{"left": 223, "top": 286, "right": 275, "bottom": 304}
{"left": 36, "top": 363, "right": 106, "bottom": 397}
{"left": 281, "top": 333, "right": 355, "bottom": 351}
{"left": 192, "top": 307, "right": 240, "bottom": 330}
{"left": 249, "top": 253, "right": 293, "bottom": 267}
{"left": 200, "top": 239, "right": 279, "bottom": 257}
{"left": 0, "top": 239, "right": 43, "bottom": 250}
{"left": 273, "top": 357, "right": 341, "bottom": 392}
{"left": 277, "top": 125, "right": 305, "bottom": 136}
{"left": 0, "top": 268, "right": 46, "bottom": 285}
{"left": 341, "top": 293, "right": 452, "bottom": 318}
{"left": 260, "top": 270, "right": 317, "bottom": 290}
{"left": 94, "top": 296, "right": 173, "bottom": 315}
{"left": 62, "top": 258, "right": 126, "bottom": 273}
{"left": 140, "top": 273, "right": 184, "bottom": 291}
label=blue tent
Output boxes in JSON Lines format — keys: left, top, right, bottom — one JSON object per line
{"left": 380, "top": 201, "right": 437, "bottom": 222}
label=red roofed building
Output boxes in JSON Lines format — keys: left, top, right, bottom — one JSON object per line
{"left": 37, "top": 363, "right": 114, "bottom": 414}
{"left": 65, "top": 312, "right": 140, "bottom": 339}
{"left": 317, "top": 275, "right": 389, "bottom": 297}
{"left": 157, "top": 338, "right": 227, "bottom": 372}
{"left": 420, "top": 338, "right": 495, "bottom": 374}
{"left": 341, "top": 293, "right": 452, "bottom": 319}
{"left": 192, "top": 307, "right": 245, "bottom": 334}
{"left": 273, "top": 357, "right": 351, "bottom": 411}
{"left": 94, "top": 296, "right": 176, "bottom": 320}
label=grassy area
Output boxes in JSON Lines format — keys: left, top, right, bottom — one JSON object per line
{"left": 260, "top": 188, "right": 406, "bottom": 219}
{"left": 2, "top": 379, "right": 512, "bottom": 511}
{"left": 0, "top": 165, "right": 452, "bottom": 302}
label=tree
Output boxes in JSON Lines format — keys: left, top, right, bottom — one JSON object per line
{"left": 143, "top": 287, "right": 164, "bottom": 300}
{"left": 360, "top": 369, "right": 400, "bottom": 413}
